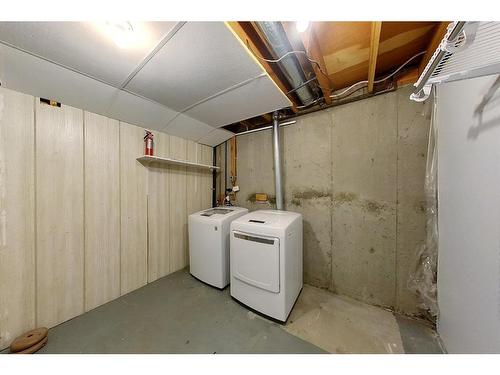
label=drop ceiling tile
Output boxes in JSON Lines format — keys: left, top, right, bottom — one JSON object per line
{"left": 0, "top": 21, "right": 178, "bottom": 86}
{"left": 185, "top": 76, "right": 292, "bottom": 127}
{"left": 197, "top": 128, "right": 235, "bottom": 147}
{"left": 106, "top": 90, "right": 177, "bottom": 131}
{"left": 0, "top": 43, "right": 116, "bottom": 115}
{"left": 163, "top": 113, "right": 214, "bottom": 141}
{"left": 125, "top": 22, "right": 264, "bottom": 111}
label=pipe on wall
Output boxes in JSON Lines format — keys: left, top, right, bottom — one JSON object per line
{"left": 235, "top": 120, "right": 296, "bottom": 137}
{"left": 272, "top": 111, "right": 284, "bottom": 210}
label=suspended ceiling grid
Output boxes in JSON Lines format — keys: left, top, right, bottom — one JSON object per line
{"left": 0, "top": 21, "right": 291, "bottom": 146}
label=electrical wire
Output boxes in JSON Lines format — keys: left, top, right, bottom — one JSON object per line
{"left": 286, "top": 77, "right": 318, "bottom": 94}
{"left": 246, "top": 41, "right": 330, "bottom": 80}
{"left": 296, "top": 89, "right": 324, "bottom": 109}
{"left": 296, "top": 97, "right": 324, "bottom": 109}
{"left": 297, "top": 51, "right": 426, "bottom": 108}
{"left": 246, "top": 35, "right": 426, "bottom": 107}
{"left": 330, "top": 51, "right": 427, "bottom": 99}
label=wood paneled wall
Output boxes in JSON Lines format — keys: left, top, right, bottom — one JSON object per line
{"left": 0, "top": 89, "right": 35, "bottom": 349}
{"left": 147, "top": 132, "right": 171, "bottom": 283}
{"left": 84, "top": 112, "right": 120, "bottom": 311}
{"left": 169, "top": 136, "right": 188, "bottom": 273}
{"left": 0, "top": 86, "right": 213, "bottom": 350}
{"left": 35, "top": 101, "right": 85, "bottom": 329}
{"left": 120, "top": 122, "right": 148, "bottom": 294}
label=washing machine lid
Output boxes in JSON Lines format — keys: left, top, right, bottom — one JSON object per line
{"left": 200, "top": 208, "right": 234, "bottom": 217}
{"left": 197, "top": 206, "right": 248, "bottom": 217}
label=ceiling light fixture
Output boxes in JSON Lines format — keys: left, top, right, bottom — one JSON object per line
{"left": 96, "top": 21, "right": 137, "bottom": 49}
{"left": 296, "top": 21, "right": 310, "bottom": 33}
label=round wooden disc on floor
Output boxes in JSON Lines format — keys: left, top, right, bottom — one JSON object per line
{"left": 10, "top": 327, "right": 48, "bottom": 353}
{"left": 16, "top": 336, "right": 48, "bottom": 354}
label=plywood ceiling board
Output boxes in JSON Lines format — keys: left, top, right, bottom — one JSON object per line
{"left": 317, "top": 22, "right": 371, "bottom": 73}
{"left": 375, "top": 22, "right": 436, "bottom": 76}
{"left": 314, "top": 22, "right": 438, "bottom": 89}
{"left": 329, "top": 64, "right": 369, "bottom": 91}
{"left": 185, "top": 76, "right": 291, "bottom": 127}
{"left": 125, "top": 22, "right": 264, "bottom": 111}
{"left": 0, "top": 22, "right": 178, "bottom": 86}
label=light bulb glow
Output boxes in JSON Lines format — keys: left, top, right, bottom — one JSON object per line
{"left": 296, "top": 21, "right": 310, "bottom": 33}
{"left": 94, "top": 21, "right": 139, "bottom": 49}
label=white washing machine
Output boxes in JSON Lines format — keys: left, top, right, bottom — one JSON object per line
{"left": 188, "top": 206, "right": 248, "bottom": 289}
{"left": 230, "top": 210, "right": 303, "bottom": 322}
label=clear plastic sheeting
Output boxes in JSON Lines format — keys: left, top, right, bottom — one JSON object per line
{"left": 408, "top": 87, "right": 439, "bottom": 319}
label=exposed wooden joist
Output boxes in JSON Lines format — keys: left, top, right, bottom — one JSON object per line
{"left": 418, "top": 22, "right": 450, "bottom": 75}
{"left": 262, "top": 113, "right": 272, "bottom": 122}
{"left": 240, "top": 120, "right": 253, "bottom": 131}
{"left": 299, "top": 23, "right": 332, "bottom": 104}
{"left": 396, "top": 22, "right": 449, "bottom": 87}
{"left": 396, "top": 67, "right": 420, "bottom": 86}
{"left": 226, "top": 21, "right": 299, "bottom": 113}
{"left": 367, "top": 22, "right": 382, "bottom": 93}
{"left": 230, "top": 137, "right": 237, "bottom": 184}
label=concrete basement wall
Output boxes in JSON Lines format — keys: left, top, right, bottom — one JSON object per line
{"left": 229, "top": 86, "right": 431, "bottom": 315}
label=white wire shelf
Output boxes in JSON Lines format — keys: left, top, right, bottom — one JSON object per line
{"left": 411, "top": 21, "right": 500, "bottom": 101}
{"left": 137, "top": 155, "right": 220, "bottom": 171}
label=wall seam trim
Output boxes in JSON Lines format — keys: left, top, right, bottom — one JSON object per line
{"left": 82, "top": 110, "right": 86, "bottom": 312}
{"left": 33, "top": 96, "right": 38, "bottom": 327}
{"left": 330, "top": 110, "right": 334, "bottom": 290}
{"left": 118, "top": 122, "right": 122, "bottom": 295}
{"left": 395, "top": 96, "right": 399, "bottom": 309}
{"left": 119, "top": 22, "right": 186, "bottom": 89}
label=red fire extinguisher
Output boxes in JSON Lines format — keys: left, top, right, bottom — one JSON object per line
{"left": 144, "top": 131, "right": 154, "bottom": 156}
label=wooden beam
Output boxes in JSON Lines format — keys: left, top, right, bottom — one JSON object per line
{"left": 240, "top": 120, "right": 253, "bottom": 131}
{"left": 418, "top": 22, "right": 450, "bottom": 75}
{"left": 396, "top": 67, "right": 420, "bottom": 86}
{"left": 298, "top": 23, "right": 332, "bottom": 104}
{"left": 367, "top": 22, "right": 382, "bottom": 93}
{"left": 230, "top": 137, "right": 237, "bottom": 185}
{"left": 262, "top": 113, "right": 272, "bottom": 122}
{"left": 226, "top": 21, "right": 299, "bottom": 113}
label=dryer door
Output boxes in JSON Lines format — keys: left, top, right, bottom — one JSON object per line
{"left": 232, "top": 231, "right": 280, "bottom": 293}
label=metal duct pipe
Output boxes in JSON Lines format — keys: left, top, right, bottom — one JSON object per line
{"left": 272, "top": 111, "right": 284, "bottom": 210}
{"left": 255, "top": 21, "right": 316, "bottom": 106}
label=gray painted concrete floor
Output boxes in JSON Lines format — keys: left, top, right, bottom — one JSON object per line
{"left": 4, "top": 269, "right": 443, "bottom": 354}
